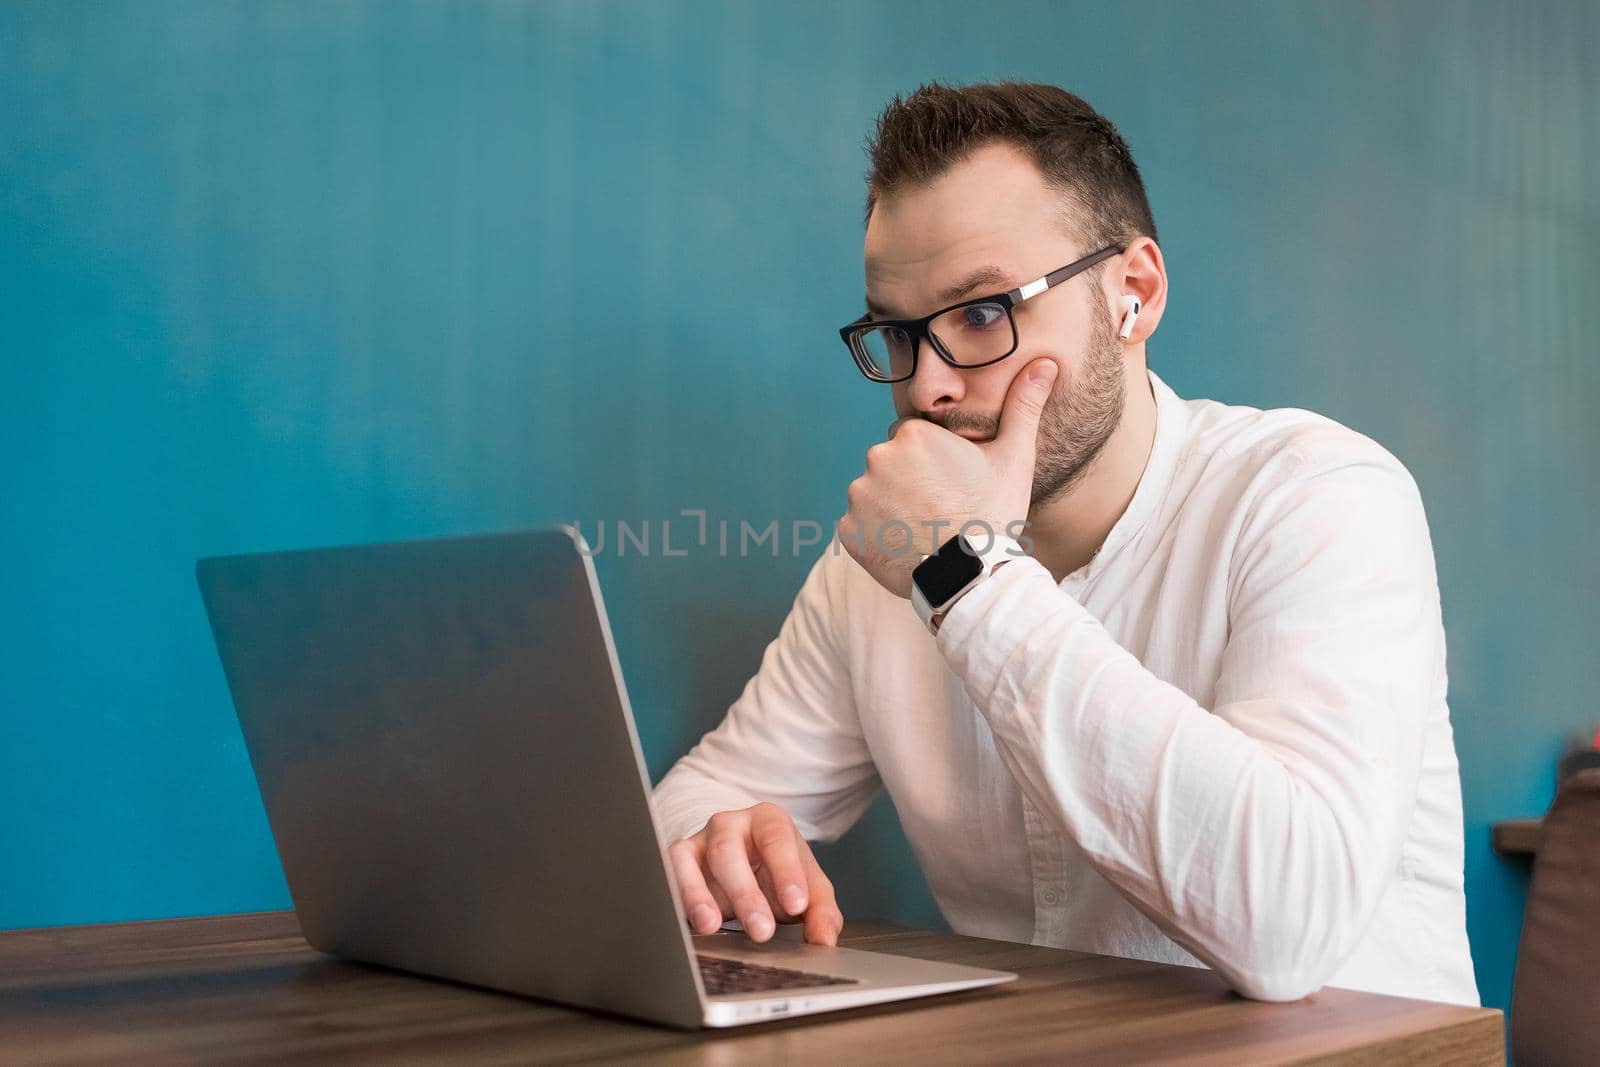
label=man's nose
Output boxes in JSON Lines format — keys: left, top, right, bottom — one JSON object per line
{"left": 905, "top": 341, "right": 967, "bottom": 414}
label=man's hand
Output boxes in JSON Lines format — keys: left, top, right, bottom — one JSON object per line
{"left": 665, "top": 802, "right": 843, "bottom": 946}
{"left": 837, "top": 358, "right": 1058, "bottom": 598}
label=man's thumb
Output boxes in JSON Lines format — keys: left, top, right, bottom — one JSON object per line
{"left": 995, "top": 358, "right": 1058, "bottom": 455}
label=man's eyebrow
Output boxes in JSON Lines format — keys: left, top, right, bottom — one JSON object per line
{"left": 864, "top": 265, "right": 1017, "bottom": 319}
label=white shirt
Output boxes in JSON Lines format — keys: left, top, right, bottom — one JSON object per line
{"left": 652, "top": 369, "right": 1479, "bottom": 1006}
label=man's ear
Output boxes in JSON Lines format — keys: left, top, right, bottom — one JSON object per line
{"left": 1111, "top": 237, "right": 1167, "bottom": 345}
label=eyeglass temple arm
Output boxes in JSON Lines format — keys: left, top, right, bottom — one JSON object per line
{"left": 1009, "top": 244, "right": 1126, "bottom": 303}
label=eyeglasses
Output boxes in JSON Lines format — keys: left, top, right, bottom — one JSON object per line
{"left": 838, "top": 244, "right": 1124, "bottom": 383}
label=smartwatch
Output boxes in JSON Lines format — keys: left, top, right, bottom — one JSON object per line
{"left": 911, "top": 532, "right": 1017, "bottom": 634}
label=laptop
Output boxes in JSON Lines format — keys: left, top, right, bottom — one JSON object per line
{"left": 195, "top": 526, "right": 1015, "bottom": 1028}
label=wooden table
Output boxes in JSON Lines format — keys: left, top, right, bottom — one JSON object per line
{"left": 0, "top": 911, "right": 1502, "bottom": 1065}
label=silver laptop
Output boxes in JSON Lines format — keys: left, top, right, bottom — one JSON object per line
{"left": 195, "top": 526, "right": 1014, "bottom": 1029}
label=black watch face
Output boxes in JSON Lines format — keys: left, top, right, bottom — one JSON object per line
{"left": 913, "top": 535, "right": 984, "bottom": 606}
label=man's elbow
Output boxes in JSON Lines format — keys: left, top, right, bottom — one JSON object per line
{"left": 1217, "top": 922, "right": 1353, "bottom": 1002}
{"left": 1214, "top": 819, "right": 1388, "bottom": 1002}
{"left": 1226, "top": 965, "right": 1330, "bottom": 1003}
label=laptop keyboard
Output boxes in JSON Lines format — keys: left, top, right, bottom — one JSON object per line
{"left": 696, "top": 954, "right": 859, "bottom": 996}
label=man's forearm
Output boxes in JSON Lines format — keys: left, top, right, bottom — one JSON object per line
{"left": 935, "top": 551, "right": 1431, "bottom": 1001}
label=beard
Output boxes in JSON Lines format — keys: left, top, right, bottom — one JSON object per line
{"left": 922, "top": 293, "right": 1126, "bottom": 507}
{"left": 1029, "top": 294, "right": 1126, "bottom": 505}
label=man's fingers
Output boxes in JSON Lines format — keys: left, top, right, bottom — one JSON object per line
{"left": 799, "top": 846, "right": 844, "bottom": 946}
{"left": 750, "top": 833, "right": 843, "bottom": 947}
{"left": 991, "top": 357, "right": 1058, "bottom": 459}
{"left": 749, "top": 805, "right": 811, "bottom": 919}
{"left": 706, "top": 878, "right": 734, "bottom": 920}
{"left": 755, "top": 864, "right": 801, "bottom": 925}
{"left": 678, "top": 806, "right": 842, "bottom": 948}
{"left": 703, "top": 821, "right": 777, "bottom": 941}
{"left": 667, "top": 839, "right": 724, "bottom": 935}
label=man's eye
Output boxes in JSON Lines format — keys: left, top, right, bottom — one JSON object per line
{"left": 960, "top": 303, "right": 1006, "bottom": 329}
{"left": 883, "top": 326, "right": 912, "bottom": 346}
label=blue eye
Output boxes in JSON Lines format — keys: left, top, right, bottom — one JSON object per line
{"left": 960, "top": 303, "right": 1006, "bottom": 330}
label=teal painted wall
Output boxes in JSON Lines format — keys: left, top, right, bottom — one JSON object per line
{"left": 2, "top": 0, "right": 1594, "bottom": 1017}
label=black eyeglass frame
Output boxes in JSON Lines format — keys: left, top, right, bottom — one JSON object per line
{"left": 838, "top": 243, "right": 1125, "bottom": 383}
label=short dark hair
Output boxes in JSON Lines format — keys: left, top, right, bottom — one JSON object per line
{"left": 863, "top": 81, "right": 1157, "bottom": 249}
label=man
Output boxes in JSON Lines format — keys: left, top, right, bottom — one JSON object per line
{"left": 651, "top": 81, "right": 1478, "bottom": 1006}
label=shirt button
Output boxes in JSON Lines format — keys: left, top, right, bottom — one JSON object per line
{"left": 1041, "top": 889, "right": 1060, "bottom": 906}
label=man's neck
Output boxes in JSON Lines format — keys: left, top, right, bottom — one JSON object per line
{"left": 1025, "top": 360, "right": 1159, "bottom": 584}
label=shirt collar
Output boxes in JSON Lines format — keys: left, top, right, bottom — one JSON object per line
{"left": 1071, "top": 367, "right": 1191, "bottom": 582}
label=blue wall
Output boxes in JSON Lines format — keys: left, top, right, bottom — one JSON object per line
{"left": 2, "top": 1, "right": 1594, "bottom": 1016}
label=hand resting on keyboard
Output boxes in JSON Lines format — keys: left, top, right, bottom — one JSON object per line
{"left": 666, "top": 802, "right": 844, "bottom": 947}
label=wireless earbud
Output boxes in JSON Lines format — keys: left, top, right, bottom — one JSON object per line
{"left": 1119, "top": 295, "right": 1142, "bottom": 340}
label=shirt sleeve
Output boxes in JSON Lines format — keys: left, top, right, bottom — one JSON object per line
{"left": 651, "top": 544, "right": 881, "bottom": 845}
{"left": 934, "top": 445, "right": 1443, "bottom": 1001}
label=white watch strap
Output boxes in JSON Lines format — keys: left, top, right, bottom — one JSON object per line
{"left": 972, "top": 532, "right": 1023, "bottom": 572}
{"left": 911, "top": 582, "right": 938, "bottom": 630}
{"left": 916, "top": 532, "right": 1023, "bottom": 634}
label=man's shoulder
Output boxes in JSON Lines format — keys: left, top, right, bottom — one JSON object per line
{"left": 1177, "top": 390, "right": 1419, "bottom": 502}
{"left": 1168, "top": 390, "right": 1441, "bottom": 604}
